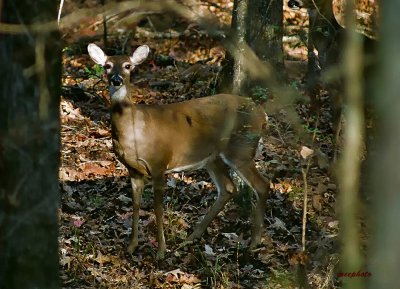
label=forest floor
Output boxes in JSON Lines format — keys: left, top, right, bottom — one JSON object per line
{"left": 58, "top": 1, "right": 342, "bottom": 288}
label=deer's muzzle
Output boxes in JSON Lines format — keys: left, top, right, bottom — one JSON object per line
{"left": 110, "top": 74, "right": 123, "bottom": 87}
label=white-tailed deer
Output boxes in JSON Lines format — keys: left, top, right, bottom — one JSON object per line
{"left": 87, "top": 43, "right": 269, "bottom": 259}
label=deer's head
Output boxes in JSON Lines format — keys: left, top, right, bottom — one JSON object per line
{"left": 87, "top": 43, "right": 150, "bottom": 101}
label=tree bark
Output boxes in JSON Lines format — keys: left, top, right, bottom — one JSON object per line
{"left": 246, "top": 0, "right": 284, "bottom": 75}
{"left": 338, "top": 1, "right": 364, "bottom": 288}
{"left": 0, "top": 1, "right": 61, "bottom": 288}
{"left": 368, "top": 0, "right": 400, "bottom": 287}
{"left": 218, "top": 0, "right": 284, "bottom": 96}
{"left": 231, "top": 0, "right": 249, "bottom": 95}
{"left": 217, "top": 0, "right": 249, "bottom": 95}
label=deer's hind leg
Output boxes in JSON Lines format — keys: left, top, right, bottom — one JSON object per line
{"left": 221, "top": 142, "right": 269, "bottom": 248}
{"left": 188, "top": 157, "right": 237, "bottom": 241}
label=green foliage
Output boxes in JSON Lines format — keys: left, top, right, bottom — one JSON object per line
{"left": 251, "top": 86, "right": 270, "bottom": 103}
{"left": 62, "top": 44, "right": 84, "bottom": 56}
{"left": 84, "top": 64, "right": 105, "bottom": 78}
{"left": 287, "top": 185, "right": 303, "bottom": 204}
{"left": 142, "top": 186, "right": 153, "bottom": 203}
{"left": 206, "top": 86, "right": 218, "bottom": 96}
{"left": 87, "top": 193, "right": 106, "bottom": 209}
{"left": 302, "top": 121, "right": 333, "bottom": 143}
{"left": 196, "top": 249, "right": 233, "bottom": 288}
{"left": 71, "top": 226, "right": 82, "bottom": 253}
{"left": 268, "top": 267, "right": 297, "bottom": 288}
{"left": 164, "top": 188, "right": 188, "bottom": 242}
{"left": 245, "top": 131, "right": 263, "bottom": 142}
{"left": 62, "top": 46, "right": 74, "bottom": 54}
{"left": 314, "top": 26, "right": 331, "bottom": 38}
{"left": 302, "top": 123, "right": 322, "bottom": 137}
{"left": 289, "top": 79, "right": 301, "bottom": 90}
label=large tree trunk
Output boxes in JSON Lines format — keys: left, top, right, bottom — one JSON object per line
{"left": 218, "top": 0, "right": 284, "bottom": 96}
{"left": 368, "top": 0, "right": 400, "bottom": 288}
{"left": 217, "top": 0, "right": 249, "bottom": 95}
{"left": 231, "top": 0, "right": 249, "bottom": 95}
{"left": 0, "top": 1, "right": 61, "bottom": 288}
{"left": 246, "top": 0, "right": 284, "bottom": 76}
{"left": 337, "top": 1, "right": 365, "bottom": 289}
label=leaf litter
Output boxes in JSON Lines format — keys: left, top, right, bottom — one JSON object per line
{"left": 59, "top": 1, "right": 343, "bottom": 288}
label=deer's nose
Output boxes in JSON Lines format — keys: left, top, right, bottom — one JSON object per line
{"left": 110, "top": 74, "right": 123, "bottom": 86}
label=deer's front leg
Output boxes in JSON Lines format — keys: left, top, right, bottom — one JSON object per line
{"left": 153, "top": 176, "right": 166, "bottom": 260}
{"left": 127, "top": 171, "right": 144, "bottom": 254}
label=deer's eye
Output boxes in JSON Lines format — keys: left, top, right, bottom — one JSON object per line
{"left": 124, "top": 64, "right": 132, "bottom": 70}
{"left": 104, "top": 63, "right": 112, "bottom": 70}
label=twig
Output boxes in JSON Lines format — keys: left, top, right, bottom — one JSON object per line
{"left": 301, "top": 160, "right": 310, "bottom": 252}
{"left": 58, "top": 0, "right": 65, "bottom": 25}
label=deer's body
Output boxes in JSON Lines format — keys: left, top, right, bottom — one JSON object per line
{"left": 88, "top": 43, "right": 269, "bottom": 259}
{"left": 112, "top": 94, "right": 265, "bottom": 177}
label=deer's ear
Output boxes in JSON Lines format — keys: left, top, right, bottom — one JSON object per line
{"left": 87, "top": 43, "right": 108, "bottom": 66}
{"left": 130, "top": 45, "right": 150, "bottom": 65}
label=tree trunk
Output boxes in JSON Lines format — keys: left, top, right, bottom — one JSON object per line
{"left": 218, "top": 0, "right": 284, "bottom": 96}
{"left": 231, "top": 0, "right": 249, "bottom": 95}
{"left": 338, "top": 1, "right": 365, "bottom": 288}
{"left": 246, "top": 0, "right": 284, "bottom": 75}
{"left": 368, "top": 0, "right": 400, "bottom": 287}
{"left": 0, "top": 1, "right": 61, "bottom": 288}
{"left": 217, "top": 0, "right": 249, "bottom": 95}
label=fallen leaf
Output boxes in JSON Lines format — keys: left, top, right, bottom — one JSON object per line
{"left": 94, "top": 251, "right": 112, "bottom": 265}
{"left": 288, "top": 251, "right": 310, "bottom": 266}
{"left": 165, "top": 268, "right": 184, "bottom": 279}
{"left": 204, "top": 244, "right": 215, "bottom": 256}
{"left": 269, "top": 217, "right": 288, "bottom": 231}
{"left": 312, "top": 194, "right": 323, "bottom": 211}
{"left": 328, "top": 220, "right": 339, "bottom": 229}
{"left": 117, "top": 195, "right": 132, "bottom": 204}
{"left": 222, "top": 232, "right": 238, "bottom": 240}
{"left": 300, "top": 146, "right": 314, "bottom": 159}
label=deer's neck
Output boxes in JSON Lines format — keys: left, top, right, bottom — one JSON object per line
{"left": 110, "top": 85, "right": 128, "bottom": 103}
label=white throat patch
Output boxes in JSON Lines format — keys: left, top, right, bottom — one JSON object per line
{"left": 110, "top": 85, "right": 127, "bottom": 103}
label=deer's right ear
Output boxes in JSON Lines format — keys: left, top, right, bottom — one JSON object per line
{"left": 87, "top": 43, "right": 107, "bottom": 66}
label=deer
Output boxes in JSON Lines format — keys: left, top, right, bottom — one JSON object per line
{"left": 87, "top": 43, "right": 270, "bottom": 260}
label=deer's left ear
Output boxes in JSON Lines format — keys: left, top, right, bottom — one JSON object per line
{"left": 87, "top": 43, "right": 108, "bottom": 66}
{"left": 130, "top": 45, "right": 150, "bottom": 65}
